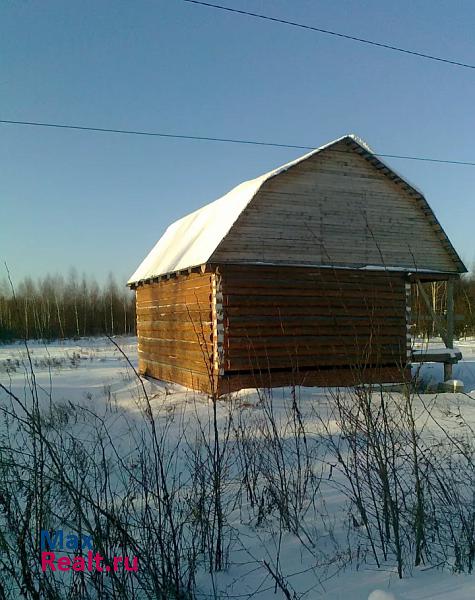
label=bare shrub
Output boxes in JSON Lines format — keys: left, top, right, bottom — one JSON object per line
{"left": 0, "top": 348, "right": 198, "bottom": 599}
{"left": 319, "top": 382, "right": 475, "bottom": 577}
{"left": 232, "top": 385, "right": 323, "bottom": 543}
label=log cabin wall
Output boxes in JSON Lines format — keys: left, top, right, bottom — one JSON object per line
{"left": 128, "top": 136, "right": 465, "bottom": 395}
{"left": 135, "top": 271, "right": 215, "bottom": 394}
{"left": 216, "top": 264, "right": 410, "bottom": 394}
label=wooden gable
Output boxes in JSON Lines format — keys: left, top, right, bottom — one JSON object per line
{"left": 210, "top": 140, "right": 459, "bottom": 274}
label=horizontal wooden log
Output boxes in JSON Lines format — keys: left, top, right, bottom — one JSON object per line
{"left": 222, "top": 285, "right": 405, "bottom": 299}
{"left": 136, "top": 276, "right": 212, "bottom": 290}
{"left": 229, "top": 346, "right": 404, "bottom": 357}
{"left": 136, "top": 306, "right": 212, "bottom": 319}
{"left": 222, "top": 284, "right": 405, "bottom": 299}
{"left": 225, "top": 317, "right": 404, "bottom": 330}
{"left": 139, "top": 358, "right": 213, "bottom": 394}
{"left": 225, "top": 325, "right": 405, "bottom": 338}
{"left": 137, "top": 319, "right": 212, "bottom": 329}
{"left": 137, "top": 272, "right": 212, "bottom": 291}
{"left": 136, "top": 288, "right": 211, "bottom": 304}
{"left": 223, "top": 282, "right": 405, "bottom": 297}
{"left": 137, "top": 326, "right": 213, "bottom": 344}
{"left": 224, "top": 305, "right": 403, "bottom": 318}
{"left": 217, "top": 366, "right": 411, "bottom": 394}
{"left": 139, "top": 334, "right": 212, "bottom": 350}
{"left": 223, "top": 295, "right": 405, "bottom": 309}
{"left": 225, "top": 335, "right": 405, "bottom": 351}
{"left": 138, "top": 340, "right": 212, "bottom": 361}
{"left": 225, "top": 353, "right": 406, "bottom": 371}
{"left": 136, "top": 287, "right": 212, "bottom": 303}
{"left": 137, "top": 300, "right": 211, "bottom": 312}
{"left": 136, "top": 314, "right": 213, "bottom": 327}
{"left": 226, "top": 349, "right": 405, "bottom": 364}
{"left": 138, "top": 348, "right": 211, "bottom": 371}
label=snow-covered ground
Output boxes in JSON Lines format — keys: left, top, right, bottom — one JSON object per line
{"left": 1, "top": 336, "right": 475, "bottom": 599}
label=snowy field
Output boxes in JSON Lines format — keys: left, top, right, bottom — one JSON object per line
{"left": 1, "top": 336, "right": 475, "bottom": 599}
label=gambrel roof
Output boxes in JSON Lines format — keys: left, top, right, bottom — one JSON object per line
{"left": 128, "top": 134, "right": 466, "bottom": 285}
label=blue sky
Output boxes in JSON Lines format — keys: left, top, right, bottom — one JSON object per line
{"left": 1, "top": 0, "right": 474, "bottom": 285}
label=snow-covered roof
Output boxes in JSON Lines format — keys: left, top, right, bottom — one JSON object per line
{"left": 128, "top": 134, "right": 466, "bottom": 285}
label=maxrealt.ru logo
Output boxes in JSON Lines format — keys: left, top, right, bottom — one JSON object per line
{"left": 40, "top": 530, "right": 138, "bottom": 573}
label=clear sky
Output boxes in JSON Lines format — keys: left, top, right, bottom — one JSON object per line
{"left": 1, "top": 0, "right": 474, "bottom": 285}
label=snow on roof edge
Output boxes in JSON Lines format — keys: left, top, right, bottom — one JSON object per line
{"left": 128, "top": 133, "right": 464, "bottom": 284}
{"left": 128, "top": 261, "right": 459, "bottom": 288}
{"left": 127, "top": 134, "right": 360, "bottom": 284}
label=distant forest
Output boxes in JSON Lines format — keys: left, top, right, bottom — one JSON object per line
{"left": 1, "top": 269, "right": 475, "bottom": 342}
{"left": 0, "top": 271, "right": 135, "bottom": 341}
{"left": 413, "top": 272, "right": 475, "bottom": 338}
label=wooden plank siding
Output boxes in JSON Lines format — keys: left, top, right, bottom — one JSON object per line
{"left": 135, "top": 271, "right": 215, "bottom": 393}
{"left": 129, "top": 136, "right": 465, "bottom": 394}
{"left": 134, "top": 265, "right": 410, "bottom": 394}
{"left": 217, "top": 264, "right": 410, "bottom": 394}
{"left": 210, "top": 142, "right": 455, "bottom": 273}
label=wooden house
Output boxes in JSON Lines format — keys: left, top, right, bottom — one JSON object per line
{"left": 128, "top": 135, "right": 466, "bottom": 395}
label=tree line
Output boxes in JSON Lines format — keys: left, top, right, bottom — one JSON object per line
{"left": 0, "top": 271, "right": 136, "bottom": 341}
{"left": 0, "top": 268, "right": 474, "bottom": 342}
{"left": 412, "top": 271, "right": 475, "bottom": 338}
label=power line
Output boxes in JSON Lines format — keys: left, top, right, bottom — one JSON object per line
{"left": 1, "top": 118, "right": 475, "bottom": 167}
{"left": 0, "top": 119, "right": 311, "bottom": 150}
{"left": 182, "top": 0, "right": 475, "bottom": 71}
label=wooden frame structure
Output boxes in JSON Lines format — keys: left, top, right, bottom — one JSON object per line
{"left": 128, "top": 135, "right": 467, "bottom": 394}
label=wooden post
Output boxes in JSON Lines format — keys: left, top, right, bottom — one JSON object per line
{"left": 446, "top": 280, "right": 454, "bottom": 349}
{"left": 415, "top": 280, "right": 448, "bottom": 347}
{"left": 444, "top": 279, "right": 454, "bottom": 381}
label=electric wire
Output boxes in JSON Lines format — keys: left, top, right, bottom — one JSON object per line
{"left": 182, "top": 0, "right": 475, "bottom": 71}
{"left": 1, "top": 118, "right": 475, "bottom": 167}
